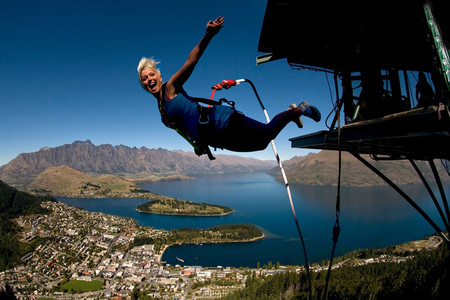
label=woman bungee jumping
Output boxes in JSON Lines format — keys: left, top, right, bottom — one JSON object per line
{"left": 137, "top": 16, "right": 320, "bottom": 159}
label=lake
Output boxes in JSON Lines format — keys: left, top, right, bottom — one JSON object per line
{"left": 58, "top": 172, "right": 448, "bottom": 268}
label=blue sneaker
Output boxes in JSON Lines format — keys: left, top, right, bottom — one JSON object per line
{"left": 299, "top": 101, "right": 321, "bottom": 122}
{"left": 289, "top": 103, "right": 303, "bottom": 128}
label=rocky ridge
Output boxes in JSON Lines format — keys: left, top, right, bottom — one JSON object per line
{"left": 0, "top": 140, "right": 276, "bottom": 187}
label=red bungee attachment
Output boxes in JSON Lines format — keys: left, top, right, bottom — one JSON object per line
{"left": 210, "top": 88, "right": 217, "bottom": 101}
{"left": 211, "top": 80, "right": 234, "bottom": 100}
{"left": 221, "top": 80, "right": 237, "bottom": 89}
{"left": 210, "top": 79, "right": 244, "bottom": 99}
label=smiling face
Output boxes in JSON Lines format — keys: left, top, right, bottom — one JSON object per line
{"left": 140, "top": 68, "right": 163, "bottom": 95}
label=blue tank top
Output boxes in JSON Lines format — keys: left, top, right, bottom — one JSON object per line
{"left": 162, "top": 89, "right": 235, "bottom": 140}
{"left": 163, "top": 90, "right": 199, "bottom": 139}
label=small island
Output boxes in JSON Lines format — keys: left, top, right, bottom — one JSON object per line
{"left": 137, "top": 198, "right": 234, "bottom": 216}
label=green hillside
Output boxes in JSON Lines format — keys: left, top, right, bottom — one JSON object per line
{"left": 0, "top": 180, "right": 53, "bottom": 271}
{"left": 224, "top": 242, "right": 450, "bottom": 299}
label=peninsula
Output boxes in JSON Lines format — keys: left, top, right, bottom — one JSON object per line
{"left": 137, "top": 198, "right": 234, "bottom": 216}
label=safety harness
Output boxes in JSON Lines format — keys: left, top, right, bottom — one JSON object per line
{"left": 158, "top": 83, "right": 235, "bottom": 160}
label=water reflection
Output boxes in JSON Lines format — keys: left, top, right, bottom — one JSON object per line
{"left": 292, "top": 184, "right": 433, "bottom": 223}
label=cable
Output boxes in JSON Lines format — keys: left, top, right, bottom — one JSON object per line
{"left": 212, "top": 78, "right": 313, "bottom": 299}
{"left": 440, "top": 159, "right": 450, "bottom": 177}
{"left": 325, "top": 102, "right": 338, "bottom": 130}
{"left": 325, "top": 72, "right": 336, "bottom": 107}
{"left": 243, "top": 79, "right": 312, "bottom": 299}
{"left": 323, "top": 72, "right": 342, "bottom": 300}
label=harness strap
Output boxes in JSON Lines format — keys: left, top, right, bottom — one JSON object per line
{"left": 158, "top": 83, "right": 177, "bottom": 129}
{"left": 191, "top": 96, "right": 235, "bottom": 109}
{"left": 159, "top": 83, "right": 217, "bottom": 160}
{"left": 195, "top": 105, "right": 216, "bottom": 160}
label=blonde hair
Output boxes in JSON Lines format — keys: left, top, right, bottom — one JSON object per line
{"left": 137, "top": 57, "right": 161, "bottom": 90}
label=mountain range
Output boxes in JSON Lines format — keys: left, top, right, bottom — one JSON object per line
{"left": 0, "top": 140, "right": 276, "bottom": 187}
{"left": 268, "top": 151, "right": 450, "bottom": 187}
{"left": 1, "top": 140, "right": 448, "bottom": 189}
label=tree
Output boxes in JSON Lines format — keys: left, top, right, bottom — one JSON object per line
{"left": 0, "top": 283, "right": 16, "bottom": 300}
{"left": 130, "top": 286, "right": 139, "bottom": 300}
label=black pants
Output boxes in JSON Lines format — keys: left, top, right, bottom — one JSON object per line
{"left": 210, "top": 110, "right": 293, "bottom": 152}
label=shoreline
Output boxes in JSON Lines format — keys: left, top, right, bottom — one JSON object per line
{"left": 136, "top": 207, "right": 235, "bottom": 217}
{"left": 157, "top": 232, "right": 266, "bottom": 264}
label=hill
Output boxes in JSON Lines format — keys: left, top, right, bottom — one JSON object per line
{"left": 0, "top": 180, "right": 53, "bottom": 271}
{"left": 269, "top": 150, "right": 449, "bottom": 186}
{"left": 0, "top": 140, "right": 276, "bottom": 187}
{"left": 224, "top": 240, "right": 450, "bottom": 299}
{"left": 25, "top": 165, "right": 140, "bottom": 197}
{"left": 24, "top": 166, "right": 236, "bottom": 215}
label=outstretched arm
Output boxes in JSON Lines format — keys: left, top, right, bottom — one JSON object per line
{"left": 166, "top": 17, "right": 224, "bottom": 99}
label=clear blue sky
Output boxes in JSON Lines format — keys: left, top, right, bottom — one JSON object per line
{"left": 0, "top": 0, "right": 336, "bottom": 166}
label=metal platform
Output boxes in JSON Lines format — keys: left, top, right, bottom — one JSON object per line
{"left": 258, "top": 5, "right": 450, "bottom": 294}
{"left": 258, "top": 0, "right": 449, "bottom": 73}
{"left": 290, "top": 106, "right": 450, "bottom": 161}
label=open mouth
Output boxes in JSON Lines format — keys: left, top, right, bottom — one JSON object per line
{"left": 149, "top": 80, "right": 156, "bottom": 89}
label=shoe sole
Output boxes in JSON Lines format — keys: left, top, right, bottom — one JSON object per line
{"left": 300, "top": 101, "right": 321, "bottom": 122}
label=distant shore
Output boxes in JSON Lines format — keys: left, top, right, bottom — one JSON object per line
{"left": 128, "top": 174, "right": 195, "bottom": 184}
{"left": 36, "top": 188, "right": 236, "bottom": 217}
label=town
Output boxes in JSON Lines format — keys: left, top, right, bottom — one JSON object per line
{"left": 1, "top": 200, "right": 443, "bottom": 299}
{"left": 1, "top": 201, "right": 283, "bottom": 299}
